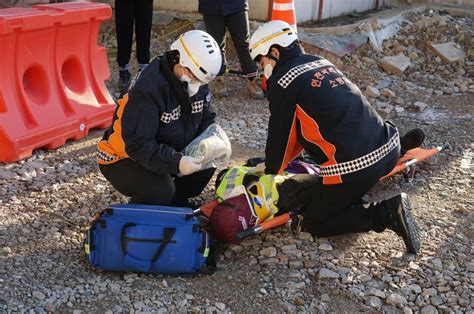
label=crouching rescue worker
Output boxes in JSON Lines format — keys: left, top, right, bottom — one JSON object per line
{"left": 97, "top": 30, "right": 223, "bottom": 207}
{"left": 249, "top": 20, "right": 425, "bottom": 254}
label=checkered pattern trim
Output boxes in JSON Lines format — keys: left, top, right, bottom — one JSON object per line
{"left": 160, "top": 106, "right": 181, "bottom": 123}
{"left": 319, "top": 132, "right": 400, "bottom": 177}
{"left": 191, "top": 100, "right": 204, "bottom": 114}
{"left": 97, "top": 150, "right": 122, "bottom": 163}
{"left": 278, "top": 59, "right": 334, "bottom": 89}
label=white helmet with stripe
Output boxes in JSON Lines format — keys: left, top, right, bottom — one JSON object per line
{"left": 171, "top": 30, "right": 222, "bottom": 84}
{"left": 249, "top": 20, "right": 298, "bottom": 61}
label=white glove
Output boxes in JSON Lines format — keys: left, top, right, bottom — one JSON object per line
{"left": 179, "top": 156, "right": 204, "bottom": 176}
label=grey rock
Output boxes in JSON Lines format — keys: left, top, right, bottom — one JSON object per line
{"left": 215, "top": 302, "right": 225, "bottom": 311}
{"left": 337, "top": 266, "right": 351, "bottom": 276}
{"left": 431, "top": 258, "right": 443, "bottom": 270}
{"left": 281, "top": 244, "right": 297, "bottom": 251}
{"left": 321, "top": 293, "right": 330, "bottom": 302}
{"left": 421, "top": 305, "right": 438, "bottom": 314}
{"left": 318, "top": 268, "right": 340, "bottom": 279}
{"left": 260, "top": 247, "right": 277, "bottom": 257}
{"left": 33, "top": 291, "right": 46, "bottom": 301}
{"left": 358, "top": 274, "right": 372, "bottom": 283}
{"left": 386, "top": 293, "right": 408, "bottom": 308}
{"left": 367, "top": 288, "right": 386, "bottom": 299}
{"left": 430, "top": 296, "right": 443, "bottom": 306}
{"left": 465, "top": 262, "right": 474, "bottom": 272}
{"left": 318, "top": 243, "right": 333, "bottom": 251}
{"left": 408, "top": 284, "right": 422, "bottom": 294}
{"left": 289, "top": 259, "right": 304, "bottom": 269}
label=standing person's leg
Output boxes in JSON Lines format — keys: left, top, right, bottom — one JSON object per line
{"left": 115, "top": 0, "right": 134, "bottom": 95}
{"left": 203, "top": 14, "right": 227, "bottom": 74}
{"left": 203, "top": 14, "right": 228, "bottom": 97}
{"left": 99, "top": 159, "right": 175, "bottom": 205}
{"left": 226, "top": 10, "right": 264, "bottom": 99}
{"left": 134, "top": 0, "right": 153, "bottom": 72}
{"left": 170, "top": 168, "right": 216, "bottom": 207}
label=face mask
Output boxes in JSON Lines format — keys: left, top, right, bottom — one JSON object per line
{"left": 180, "top": 73, "right": 201, "bottom": 97}
{"left": 263, "top": 63, "right": 273, "bottom": 79}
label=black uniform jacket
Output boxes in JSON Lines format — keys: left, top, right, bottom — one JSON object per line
{"left": 265, "top": 46, "right": 398, "bottom": 185}
{"left": 97, "top": 57, "right": 216, "bottom": 175}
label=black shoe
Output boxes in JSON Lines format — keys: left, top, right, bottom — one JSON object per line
{"left": 400, "top": 128, "right": 425, "bottom": 156}
{"left": 117, "top": 70, "right": 131, "bottom": 96}
{"left": 386, "top": 193, "right": 421, "bottom": 254}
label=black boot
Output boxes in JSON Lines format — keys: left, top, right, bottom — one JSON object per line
{"left": 400, "top": 128, "right": 425, "bottom": 156}
{"left": 117, "top": 70, "right": 131, "bottom": 97}
{"left": 385, "top": 193, "right": 421, "bottom": 254}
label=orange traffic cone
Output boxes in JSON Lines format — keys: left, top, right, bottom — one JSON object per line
{"left": 270, "top": 0, "right": 297, "bottom": 33}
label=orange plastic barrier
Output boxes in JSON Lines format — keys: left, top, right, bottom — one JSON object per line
{"left": 0, "top": 2, "right": 115, "bottom": 162}
{"left": 270, "top": 0, "right": 297, "bottom": 33}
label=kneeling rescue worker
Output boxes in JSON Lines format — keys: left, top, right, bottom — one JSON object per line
{"left": 97, "top": 30, "right": 223, "bottom": 207}
{"left": 249, "top": 20, "right": 426, "bottom": 254}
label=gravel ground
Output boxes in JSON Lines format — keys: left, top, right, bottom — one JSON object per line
{"left": 1, "top": 6, "right": 473, "bottom": 314}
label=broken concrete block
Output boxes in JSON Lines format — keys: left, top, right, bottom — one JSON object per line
{"left": 378, "top": 55, "right": 411, "bottom": 76}
{"left": 152, "top": 12, "right": 175, "bottom": 26}
{"left": 430, "top": 42, "right": 466, "bottom": 63}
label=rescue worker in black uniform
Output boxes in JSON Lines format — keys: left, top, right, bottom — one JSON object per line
{"left": 249, "top": 21, "right": 425, "bottom": 254}
{"left": 97, "top": 30, "right": 223, "bottom": 207}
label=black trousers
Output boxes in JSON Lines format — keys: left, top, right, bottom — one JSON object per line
{"left": 99, "top": 159, "right": 216, "bottom": 206}
{"left": 203, "top": 11, "right": 258, "bottom": 77}
{"left": 277, "top": 149, "right": 399, "bottom": 237}
{"left": 115, "top": 0, "right": 153, "bottom": 67}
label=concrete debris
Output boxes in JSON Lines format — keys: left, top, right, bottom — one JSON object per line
{"left": 378, "top": 54, "right": 411, "bottom": 76}
{"left": 298, "top": 30, "right": 368, "bottom": 58}
{"left": 430, "top": 42, "right": 466, "bottom": 63}
{"left": 152, "top": 12, "right": 175, "bottom": 26}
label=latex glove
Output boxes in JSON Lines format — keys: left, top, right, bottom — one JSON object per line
{"left": 179, "top": 156, "right": 204, "bottom": 176}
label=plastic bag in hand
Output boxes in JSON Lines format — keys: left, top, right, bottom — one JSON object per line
{"left": 182, "top": 123, "right": 232, "bottom": 170}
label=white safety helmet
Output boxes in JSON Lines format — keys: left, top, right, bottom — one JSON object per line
{"left": 249, "top": 20, "right": 298, "bottom": 61}
{"left": 171, "top": 30, "right": 222, "bottom": 84}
